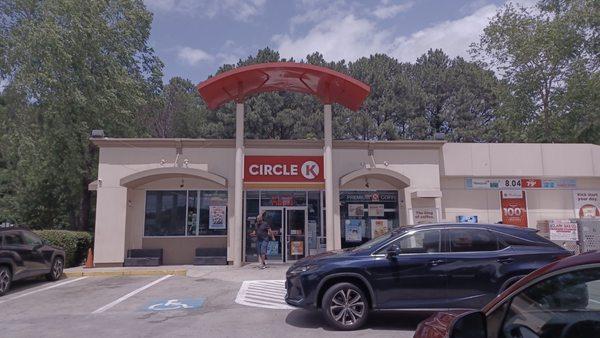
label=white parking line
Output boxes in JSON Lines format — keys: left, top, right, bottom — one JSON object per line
{"left": 0, "top": 277, "right": 88, "bottom": 304}
{"left": 92, "top": 275, "right": 173, "bottom": 314}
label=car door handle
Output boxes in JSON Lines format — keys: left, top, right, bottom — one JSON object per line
{"left": 497, "top": 258, "right": 514, "bottom": 264}
{"left": 429, "top": 259, "right": 445, "bottom": 266}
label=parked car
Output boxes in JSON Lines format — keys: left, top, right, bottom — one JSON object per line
{"left": 413, "top": 250, "right": 600, "bottom": 338}
{"left": 0, "top": 227, "right": 66, "bottom": 296}
{"left": 285, "top": 223, "right": 571, "bottom": 330}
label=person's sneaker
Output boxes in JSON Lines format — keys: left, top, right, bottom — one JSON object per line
{"left": 260, "top": 265, "right": 267, "bottom": 269}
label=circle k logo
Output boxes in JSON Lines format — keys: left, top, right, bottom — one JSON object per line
{"left": 301, "top": 161, "right": 319, "bottom": 180}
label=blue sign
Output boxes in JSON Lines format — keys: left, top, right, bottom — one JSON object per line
{"left": 143, "top": 298, "right": 205, "bottom": 312}
{"left": 457, "top": 215, "right": 478, "bottom": 223}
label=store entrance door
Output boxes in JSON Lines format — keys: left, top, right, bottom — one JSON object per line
{"left": 260, "top": 207, "right": 307, "bottom": 262}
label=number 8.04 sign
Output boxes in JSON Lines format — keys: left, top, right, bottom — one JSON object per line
{"left": 500, "top": 190, "right": 528, "bottom": 227}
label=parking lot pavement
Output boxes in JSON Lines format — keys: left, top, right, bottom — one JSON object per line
{"left": 0, "top": 268, "right": 422, "bottom": 338}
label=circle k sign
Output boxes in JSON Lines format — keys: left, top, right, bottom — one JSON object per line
{"left": 244, "top": 156, "right": 324, "bottom": 183}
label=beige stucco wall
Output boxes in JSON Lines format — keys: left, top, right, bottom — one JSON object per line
{"left": 92, "top": 139, "right": 600, "bottom": 266}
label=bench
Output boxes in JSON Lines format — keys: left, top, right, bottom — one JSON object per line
{"left": 193, "top": 247, "right": 227, "bottom": 265}
{"left": 123, "top": 249, "right": 163, "bottom": 266}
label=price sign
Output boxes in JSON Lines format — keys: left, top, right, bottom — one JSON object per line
{"left": 501, "top": 179, "right": 522, "bottom": 189}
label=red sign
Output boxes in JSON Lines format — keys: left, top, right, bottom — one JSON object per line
{"left": 521, "top": 178, "right": 542, "bottom": 188}
{"left": 244, "top": 156, "right": 324, "bottom": 182}
{"left": 500, "top": 190, "right": 528, "bottom": 227}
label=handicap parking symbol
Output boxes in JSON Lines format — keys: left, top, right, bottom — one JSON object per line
{"left": 143, "top": 298, "right": 205, "bottom": 312}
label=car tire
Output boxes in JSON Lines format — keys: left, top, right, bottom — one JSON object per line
{"left": 0, "top": 266, "right": 12, "bottom": 296}
{"left": 321, "top": 282, "right": 369, "bottom": 330}
{"left": 46, "top": 257, "right": 64, "bottom": 281}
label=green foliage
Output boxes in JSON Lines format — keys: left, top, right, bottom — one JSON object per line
{"left": 471, "top": 0, "right": 599, "bottom": 143}
{"left": 34, "top": 230, "right": 93, "bottom": 267}
{"left": 0, "top": 0, "right": 163, "bottom": 229}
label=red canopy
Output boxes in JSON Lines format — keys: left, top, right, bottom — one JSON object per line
{"left": 197, "top": 62, "right": 370, "bottom": 111}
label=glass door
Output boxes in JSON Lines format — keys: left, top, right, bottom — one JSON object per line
{"left": 260, "top": 208, "right": 284, "bottom": 262}
{"left": 286, "top": 207, "right": 307, "bottom": 262}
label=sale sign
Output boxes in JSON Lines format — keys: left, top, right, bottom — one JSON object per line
{"left": 500, "top": 190, "right": 528, "bottom": 227}
{"left": 244, "top": 156, "right": 324, "bottom": 182}
{"left": 521, "top": 178, "right": 542, "bottom": 188}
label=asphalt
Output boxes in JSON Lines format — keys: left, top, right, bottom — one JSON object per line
{"left": 0, "top": 265, "right": 424, "bottom": 338}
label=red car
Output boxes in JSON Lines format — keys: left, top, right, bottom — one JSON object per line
{"left": 414, "top": 251, "right": 600, "bottom": 338}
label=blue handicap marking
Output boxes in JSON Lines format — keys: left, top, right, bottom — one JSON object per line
{"left": 143, "top": 298, "right": 205, "bottom": 312}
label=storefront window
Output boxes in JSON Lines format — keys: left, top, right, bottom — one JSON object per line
{"left": 144, "top": 191, "right": 187, "bottom": 236}
{"left": 144, "top": 190, "right": 227, "bottom": 237}
{"left": 339, "top": 190, "right": 399, "bottom": 248}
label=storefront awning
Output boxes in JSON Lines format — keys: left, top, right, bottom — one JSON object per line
{"left": 197, "top": 62, "right": 370, "bottom": 111}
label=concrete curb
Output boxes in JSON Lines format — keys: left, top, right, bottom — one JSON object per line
{"left": 64, "top": 269, "right": 187, "bottom": 277}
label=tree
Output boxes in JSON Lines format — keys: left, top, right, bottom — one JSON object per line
{"left": 472, "top": 0, "right": 599, "bottom": 143}
{"left": 0, "top": 0, "right": 163, "bottom": 229}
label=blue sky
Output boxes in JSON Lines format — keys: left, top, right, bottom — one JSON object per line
{"left": 144, "top": 0, "right": 535, "bottom": 83}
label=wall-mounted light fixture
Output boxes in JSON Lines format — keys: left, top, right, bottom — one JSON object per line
{"left": 180, "top": 178, "right": 184, "bottom": 188}
{"left": 365, "top": 178, "right": 370, "bottom": 188}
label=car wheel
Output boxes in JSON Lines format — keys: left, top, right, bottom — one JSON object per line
{"left": 0, "top": 266, "right": 11, "bottom": 296}
{"left": 321, "top": 282, "right": 369, "bottom": 330}
{"left": 46, "top": 257, "right": 64, "bottom": 281}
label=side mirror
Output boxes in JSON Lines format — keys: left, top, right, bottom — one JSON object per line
{"left": 386, "top": 244, "right": 401, "bottom": 259}
{"left": 449, "top": 311, "right": 487, "bottom": 338}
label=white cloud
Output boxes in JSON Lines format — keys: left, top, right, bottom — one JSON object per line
{"left": 144, "top": 0, "right": 266, "bottom": 21}
{"left": 390, "top": 4, "right": 499, "bottom": 61}
{"left": 274, "top": 14, "right": 391, "bottom": 61}
{"left": 177, "top": 47, "right": 214, "bottom": 65}
{"left": 274, "top": 3, "right": 503, "bottom": 63}
{"left": 373, "top": 1, "right": 414, "bottom": 19}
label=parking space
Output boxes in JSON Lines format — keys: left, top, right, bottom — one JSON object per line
{"left": 0, "top": 272, "right": 420, "bottom": 338}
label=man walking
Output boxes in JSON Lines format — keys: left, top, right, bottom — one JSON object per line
{"left": 256, "top": 212, "right": 274, "bottom": 269}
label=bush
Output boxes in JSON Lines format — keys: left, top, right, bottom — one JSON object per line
{"left": 34, "top": 230, "right": 93, "bottom": 267}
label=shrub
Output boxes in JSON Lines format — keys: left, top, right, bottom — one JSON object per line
{"left": 34, "top": 230, "right": 93, "bottom": 267}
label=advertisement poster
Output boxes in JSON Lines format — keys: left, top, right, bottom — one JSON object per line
{"left": 573, "top": 190, "right": 600, "bottom": 218}
{"left": 457, "top": 215, "right": 478, "bottom": 223}
{"left": 500, "top": 190, "right": 528, "bottom": 227}
{"left": 290, "top": 241, "right": 304, "bottom": 255}
{"left": 208, "top": 205, "right": 227, "bottom": 229}
{"left": 371, "top": 219, "right": 389, "bottom": 238}
{"left": 368, "top": 204, "right": 385, "bottom": 217}
{"left": 413, "top": 208, "right": 437, "bottom": 224}
{"left": 344, "top": 219, "right": 363, "bottom": 242}
{"left": 348, "top": 204, "right": 365, "bottom": 217}
{"left": 549, "top": 220, "right": 579, "bottom": 241}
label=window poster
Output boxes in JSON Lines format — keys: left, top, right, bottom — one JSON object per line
{"left": 348, "top": 204, "right": 365, "bottom": 217}
{"left": 573, "top": 190, "right": 600, "bottom": 218}
{"left": 500, "top": 190, "right": 528, "bottom": 227}
{"left": 209, "top": 205, "right": 227, "bottom": 229}
{"left": 413, "top": 208, "right": 437, "bottom": 224}
{"left": 368, "top": 204, "right": 385, "bottom": 217}
{"left": 290, "top": 241, "right": 304, "bottom": 255}
{"left": 344, "top": 219, "right": 363, "bottom": 242}
{"left": 371, "top": 219, "right": 389, "bottom": 238}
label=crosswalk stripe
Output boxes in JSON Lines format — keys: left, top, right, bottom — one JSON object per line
{"left": 235, "top": 280, "right": 294, "bottom": 310}
{"left": 245, "top": 289, "right": 286, "bottom": 297}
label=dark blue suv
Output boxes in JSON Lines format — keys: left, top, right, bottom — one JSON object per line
{"left": 285, "top": 223, "right": 571, "bottom": 330}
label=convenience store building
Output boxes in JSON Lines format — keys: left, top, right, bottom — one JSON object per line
{"left": 89, "top": 63, "right": 600, "bottom": 266}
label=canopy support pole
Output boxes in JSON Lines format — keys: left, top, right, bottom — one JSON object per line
{"left": 324, "top": 104, "right": 335, "bottom": 251}
{"left": 233, "top": 102, "right": 244, "bottom": 267}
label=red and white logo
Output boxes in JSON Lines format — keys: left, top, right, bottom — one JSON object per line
{"left": 301, "top": 161, "right": 319, "bottom": 180}
{"left": 244, "top": 156, "right": 324, "bottom": 183}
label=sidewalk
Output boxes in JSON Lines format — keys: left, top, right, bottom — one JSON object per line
{"left": 64, "top": 262, "right": 291, "bottom": 280}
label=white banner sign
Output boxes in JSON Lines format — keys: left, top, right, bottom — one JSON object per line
{"left": 549, "top": 220, "right": 579, "bottom": 241}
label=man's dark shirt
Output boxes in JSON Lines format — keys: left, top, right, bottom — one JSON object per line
{"left": 256, "top": 221, "right": 271, "bottom": 241}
